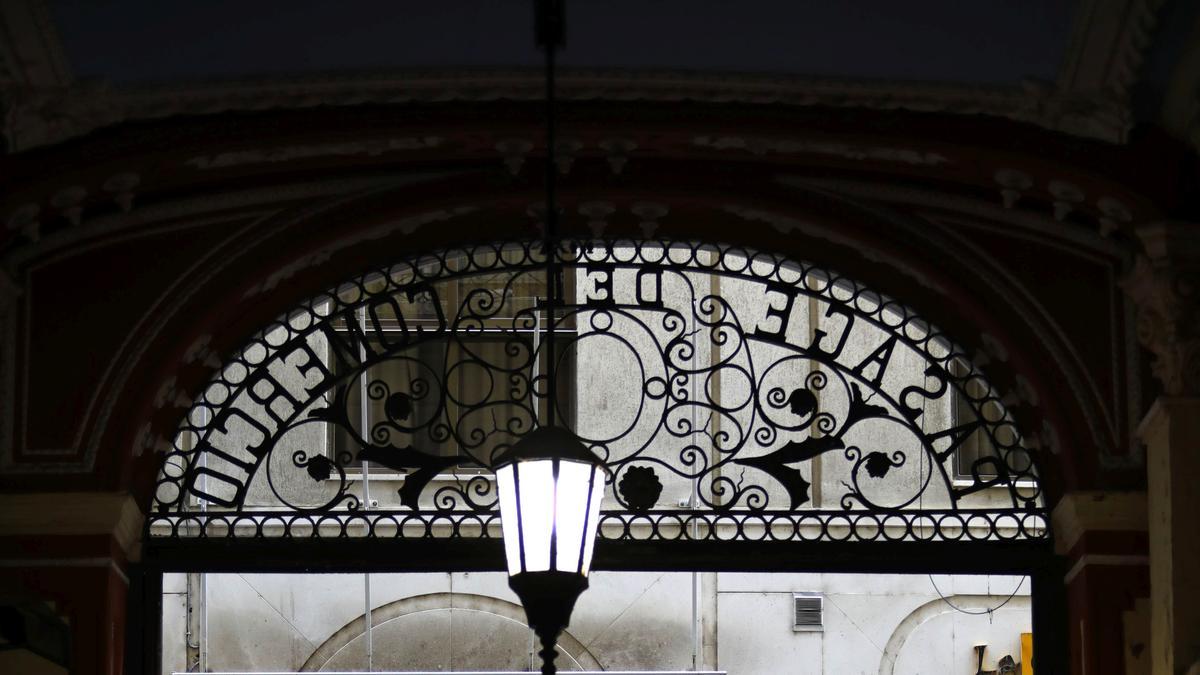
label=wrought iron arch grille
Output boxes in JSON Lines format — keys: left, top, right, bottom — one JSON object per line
{"left": 148, "top": 240, "right": 1048, "bottom": 545}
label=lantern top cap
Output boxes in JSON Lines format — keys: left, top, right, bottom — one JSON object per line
{"left": 493, "top": 427, "right": 606, "bottom": 469}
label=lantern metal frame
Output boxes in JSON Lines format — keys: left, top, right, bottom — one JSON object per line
{"left": 493, "top": 427, "right": 607, "bottom": 674}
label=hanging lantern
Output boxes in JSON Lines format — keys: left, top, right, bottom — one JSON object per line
{"left": 494, "top": 427, "right": 606, "bottom": 674}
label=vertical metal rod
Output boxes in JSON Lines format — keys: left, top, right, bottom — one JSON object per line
{"left": 199, "top": 572, "right": 208, "bottom": 672}
{"left": 357, "top": 307, "right": 374, "bottom": 671}
{"left": 697, "top": 256, "right": 722, "bottom": 670}
{"left": 357, "top": 309, "right": 372, "bottom": 500}
{"left": 363, "top": 573, "right": 373, "bottom": 671}
{"left": 535, "top": 5, "right": 564, "bottom": 674}
{"left": 185, "top": 574, "right": 199, "bottom": 665}
{"left": 807, "top": 296, "right": 822, "bottom": 507}
{"left": 689, "top": 273, "right": 702, "bottom": 670}
{"left": 532, "top": 310, "right": 542, "bottom": 418}
{"left": 691, "top": 570, "right": 700, "bottom": 670}
{"left": 199, "top": 406, "right": 210, "bottom": 671}
{"left": 540, "top": 0, "right": 560, "bottom": 430}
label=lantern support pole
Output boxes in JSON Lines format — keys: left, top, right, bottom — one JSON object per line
{"left": 538, "top": 0, "right": 563, "bottom": 430}
{"left": 501, "top": 6, "right": 601, "bottom": 675}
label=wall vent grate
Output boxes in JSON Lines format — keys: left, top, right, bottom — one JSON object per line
{"left": 793, "top": 593, "right": 823, "bottom": 632}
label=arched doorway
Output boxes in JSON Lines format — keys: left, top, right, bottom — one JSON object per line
{"left": 137, "top": 238, "right": 1063, "bottom": 672}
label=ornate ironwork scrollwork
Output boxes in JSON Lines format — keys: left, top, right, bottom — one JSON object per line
{"left": 148, "top": 240, "right": 1048, "bottom": 544}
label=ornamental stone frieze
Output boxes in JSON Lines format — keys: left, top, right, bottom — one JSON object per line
{"left": 1122, "top": 222, "right": 1200, "bottom": 396}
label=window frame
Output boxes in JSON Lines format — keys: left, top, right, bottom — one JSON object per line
{"left": 325, "top": 266, "right": 577, "bottom": 479}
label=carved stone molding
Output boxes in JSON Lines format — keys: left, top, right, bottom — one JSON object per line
{"left": 0, "top": 491, "right": 144, "bottom": 559}
{"left": 1058, "top": 0, "right": 1166, "bottom": 98}
{"left": 184, "top": 137, "right": 443, "bottom": 170}
{"left": 1051, "top": 490, "right": 1148, "bottom": 556}
{"left": 1161, "top": 15, "right": 1200, "bottom": 149}
{"left": 692, "top": 135, "right": 950, "bottom": 166}
{"left": 0, "top": 0, "right": 71, "bottom": 88}
{"left": 2, "top": 69, "right": 1134, "bottom": 152}
{"left": 1122, "top": 222, "right": 1200, "bottom": 396}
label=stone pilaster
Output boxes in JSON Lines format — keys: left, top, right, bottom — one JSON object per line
{"left": 0, "top": 492, "right": 143, "bottom": 675}
{"left": 1053, "top": 491, "right": 1150, "bottom": 675}
{"left": 1137, "top": 399, "right": 1200, "bottom": 675}
{"left": 1122, "top": 222, "right": 1200, "bottom": 675}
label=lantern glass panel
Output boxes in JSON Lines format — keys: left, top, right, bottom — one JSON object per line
{"left": 579, "top": 466, "right": 605, "bottom": 575}
{"left": 496, "top": 464, "right": 521, "bottom": 572}
{"left": 497, "top": 456, "right": 606, "bottom": 576}
{"left": 515, "top": 460, "right": 556, "bottom": 573}
{"left": 553, "top": 460, "right": 597, "bottom": 573}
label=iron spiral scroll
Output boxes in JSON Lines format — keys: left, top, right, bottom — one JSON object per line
{"left": 148, "top": 240, "right": 1048, "bottom": 544}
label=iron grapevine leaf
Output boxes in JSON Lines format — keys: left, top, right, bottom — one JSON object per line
{"left": 787, "top": 387, "right": 818, "bottom": 417}
{"left": 305, "top": 455, "right": 334, "bottom": 482}
{"left": 618, "top": 466, "right": 663, "bottom": 512}
{"left": 863, "top": 451, "right": 894, "bottom": 478}
{"left": 357, "top": 444, "right": 461, "bottom": 509}
{"left": 384, "top": 392, "right": 413, "bottom": 422}
{"left": 734, "top": 436, "right": 842, "bottom": 509}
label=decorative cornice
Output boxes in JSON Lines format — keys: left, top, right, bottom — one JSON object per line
{"left": 692, "top": 135, "right": 951, "bottom": 166}
{"left": 1059, "top": 0, "right": 1166, "bottom": 98}
{"left": 0, "top": 0, "right": 71, "bottom": 87}
{"left": 2, "top": 174, "right": 408, "bottom": 268}
{"left": 184, "top": 137, "right": 444, "bottom": 170}
{"left": 2, "top": 69, "right": 1134, "bottom": 151}
{"left": 1122, "top": 222, "right": 1200, "bottom": 396}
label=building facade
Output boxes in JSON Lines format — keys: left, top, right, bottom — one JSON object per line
{"left": 162, "top": 571, "right": 1032, "bottom": 673}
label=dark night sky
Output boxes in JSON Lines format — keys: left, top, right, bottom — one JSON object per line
{"left": 49, "top": 0, "right": 1077, "bottom": 85}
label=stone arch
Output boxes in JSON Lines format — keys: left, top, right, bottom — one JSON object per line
{"left": 299, "top": 592, "right": 603, "bottom": 672}
{"left": 878, "top": 590, "right": 1032, "bottom": 675}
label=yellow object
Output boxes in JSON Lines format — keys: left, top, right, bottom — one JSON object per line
{"left": 1021, "top": 633, "right": 1034, "bottom": 674}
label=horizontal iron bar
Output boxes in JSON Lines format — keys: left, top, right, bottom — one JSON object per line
{"left": 148, "top": 508, "right": 1048, "bottom": 520}
{"left": 141, "top": 537, "right": 1055, "bottom": 575}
